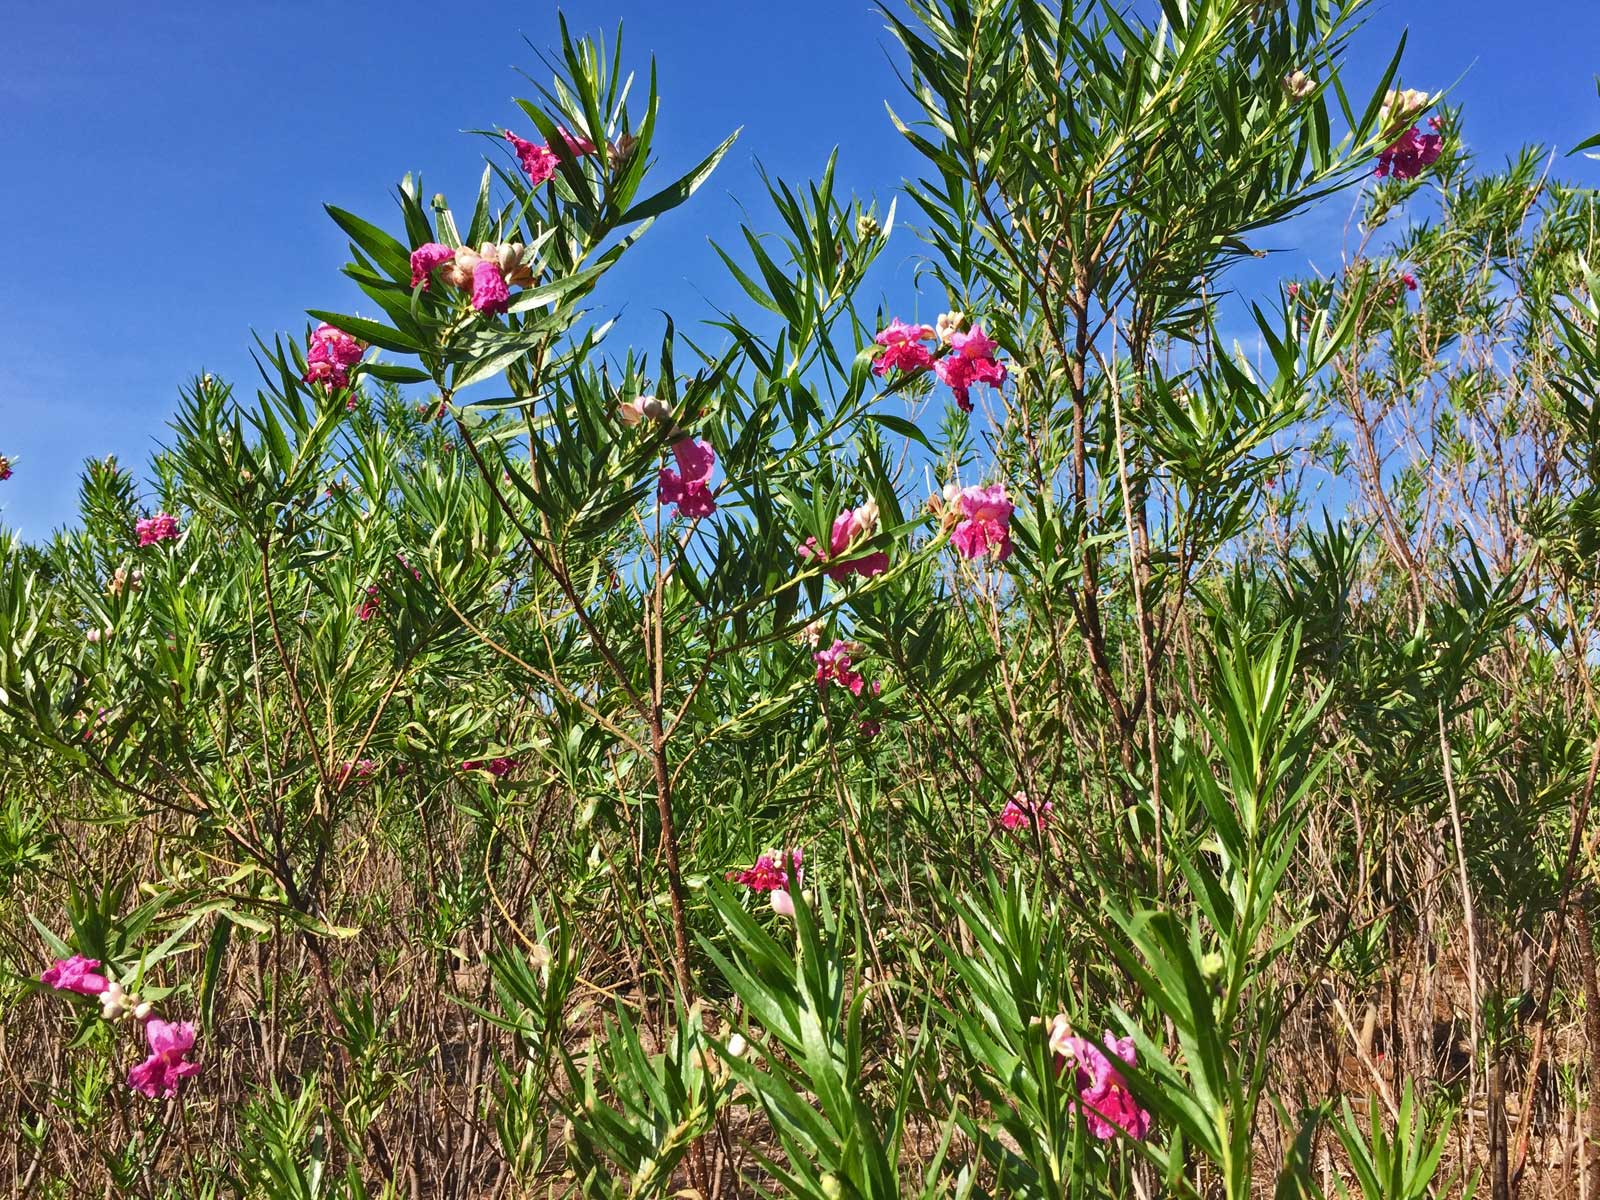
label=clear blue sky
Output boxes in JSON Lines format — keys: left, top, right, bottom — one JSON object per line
{"left": 2, "top": 0, "right": 1597, "bottom": 538}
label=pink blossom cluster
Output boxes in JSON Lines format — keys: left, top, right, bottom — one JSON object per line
{"left": 999, "top": 791, "right": 1052, "bottom": 832}
{"left": 409, "top": 240, "right": 537, "bottom": 315}
{"left": 505, "top": 126, "right": 597, "bottom": 188}
{"left": 41, "top": 955, "right": 201, "bottom": 1099}
{"left": 1048, "top": 1019, "right": 1152, "bottom": 1141}
{"left": 938, "top": 484, "right": 1014, "bottom": 562}
{"left": 727, "top": 848, "right": 803, "bottom": 916}
{"left": 872, "top": 317, "right": 1008, "bottom": 413}
{"left": 872, "top": 319, "right": 935, "bottom": 374}
{"left": 357, "top": 585, "right": 380, "bottom": 622}
{"left": 136, "top": 513, "right": 181, "bottom": 547}
{"left": 936, "top": 326, "right": 1009, "bottom": 413}
{"left": 0, "top": 455, "right": 11, "bottom": 482}
{"left": 340, "top": 758, "right": 378, "bottom": 786}
{"left": 814, "top": 640, "right": 880, "bottom": 697}
{"left": 303, "top": 323, "right": 367, "bottom": 390}
{"left": 461, "top": 757, "right": 518, "bottom": 778}
{"left": 658, "top": 438, "right": 718, "bottom": 519}
{"left": 799, "top": 502, "right": 887, "bottom": 581}
{"left": 1375, "top": 122, "right": 1443, "bottom": 181}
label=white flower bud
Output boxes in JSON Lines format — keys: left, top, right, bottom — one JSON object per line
{"left": 935, "top": 311, "right": 966, "bottom": 345}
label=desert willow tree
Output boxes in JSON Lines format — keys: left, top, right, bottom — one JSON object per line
{"left": 1272, "top": 134, "right": 1600, "bottom": 1196}
{"left": 873, "top": 0, "right": 1393, "bottom": 863}
{"left": 837, "top": 0, "right": 1418, "bottom": 1197}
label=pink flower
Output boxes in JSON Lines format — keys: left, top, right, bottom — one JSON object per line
{"left": 950, "top": 484, "right": 1014, "bottom": 561}
{"left": 872, "top": 319, "right": 935, "bottom": 377}
{"left": 357, "top": 586, "right": 380, "bottom": 622}
{"left": 999, "top": 791, "right": 1052, "bottom": 831}
{"left": 936, "top": 325, "right": 1008, "bottom": 412}
{"left": 461, "top": 757, "right": 518, "bottom": 778}
{"left": 799, "top": 502, "right": 888, "bottom": 580}
{"left": 41, "top": 955, "right": 110, "bottom": 997}
{"left": 1401, "top": 271, "right": 1418, "bottom": 292}
{"left": 1048, "top": 1020, "right": 1152, "bottom": 1141}
{"left": 136, "top": 513, "right": 181, "bottom": 546}
{"left": 556, "top": 127, "right": 597, "bottom": 155}
{"left": 409, "top": 242, "right": 455, "bottom": 290}
{"left": 506, "top": 130, "right": 559, "bottom": 186}
{"left": 814, "top": 639, "right": 868, "bottom": 696}
{"left": 339, "top": 758, "right": 378, "bottom": 786}
{"left": 769, "top": 889, "right": 796, "bottom": 917}
{"left": 303, "top": 323, "right": 365, "bottom": 390}
{"left": 1375, "top": 126, "right": 1442, "bottom": 180}
{"left": 658, "top": 438, "right": 718, "bottom": 519}
{"left": 127, "top": 1019, "right": 201, "bottom": 1100}
{"left": 470, "top": 259, "right": 511, "bottom": 315}
{"left": 727, "top": 849, "right": 803, "bottom": 894}
{"left": 0, "top": 456, "right": 11, "bottom": 481}
{"left": 859, "top": 718, "right": 881, "bottom": 739}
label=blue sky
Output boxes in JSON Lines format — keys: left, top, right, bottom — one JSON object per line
{"left": 2, "top": 0, "right": 1597, "bottom": 537}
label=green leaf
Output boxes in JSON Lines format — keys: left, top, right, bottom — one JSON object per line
{"left": 619, "top": 128, "right": 741, "bottom": 224}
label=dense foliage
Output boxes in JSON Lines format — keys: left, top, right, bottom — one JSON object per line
{"left": 5, "top": 2, "right": 1600, "bottom": 1197}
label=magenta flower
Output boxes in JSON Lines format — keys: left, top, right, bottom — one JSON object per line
{"left": 339, "top": 758, "right": 378, "bottom": 786}
{"left": 1375, "top": 126, "right": 1442, "bottom": 180}
{"left": 999, "top": 791, "right": 1052, "bottom": 832}
{"left": 409, "top": 242, "right": 455, "bottom": 290}
{"left": 814, "top": 639, "right": 869, "bottom": 696}
{"left": 727, "top": 848, "right": 803, "bottom": 894}
{"left": 950, "top": 485, "right": 1014, "bottom": 561}
{"left": 556, "top": 127, "right": 597, "bottom": 155}
{"left": 873, "top": 319, "right": 935, "bottom": 376}
{"left": 936, "top": 325, "right": 1008, "bottom": 412}
{"left": 357, "top": 585, "right": 380, "bottom": 622}
{"left": 658, "top": 438, "right": 718, "bottom": 519}
{"left": 41, "top": 955, "right": 111, "bottom": 997}
{"left": 303, "top": 324, "right": 365, "bottom": 390}
{"left": 0, "top": 456, "right": 11, "bottom": 481}
{"left": 506, "top": 130, "right": 559, "bottom": 186}
{"left": 1401, "top": 271, "right": 1418, "bottom": 292}
{"left": 799, "top": 503, "right": 888, "bottom": 580}
{"left": 470, "top": 259, "right": 511, "bottom": 315}
{"left": 127, "top": 1019, "right": 201, "bottom": 1100}
{"left": 1048, "top": 1021, "right": 1152, "bottom": 1141}
{"left": 462, "top": 757, "right": 518, "bottom": 778}
{"left": 136, "top": 513, "right": 181, "bottom": 547}
{"left": 859, "top": 718, "right": 881, "bottom": 739}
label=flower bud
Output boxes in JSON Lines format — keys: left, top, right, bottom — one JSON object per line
{"left": 99, "top": 980, "right": 127, "bottom": 1020}
{"left": 770, "top": 889, "right": 795, "bottom": 917}
{"left": 853, "top": 498, "right": 880, "bottom": 539}
{"left": 935, "top": 311, "right": 966, "bottom": 346}
{"left": 725, "top": 1033, "right": 747, "bottom": 1059}
{"left": 132, "top": 1001, "right": 153, "bottom": 1021}
{"left": 856, "top": 213, "right": 881, "bottom": 241}
{"left": 1281, "top": 71, "right": 1314, "bottom": 102}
